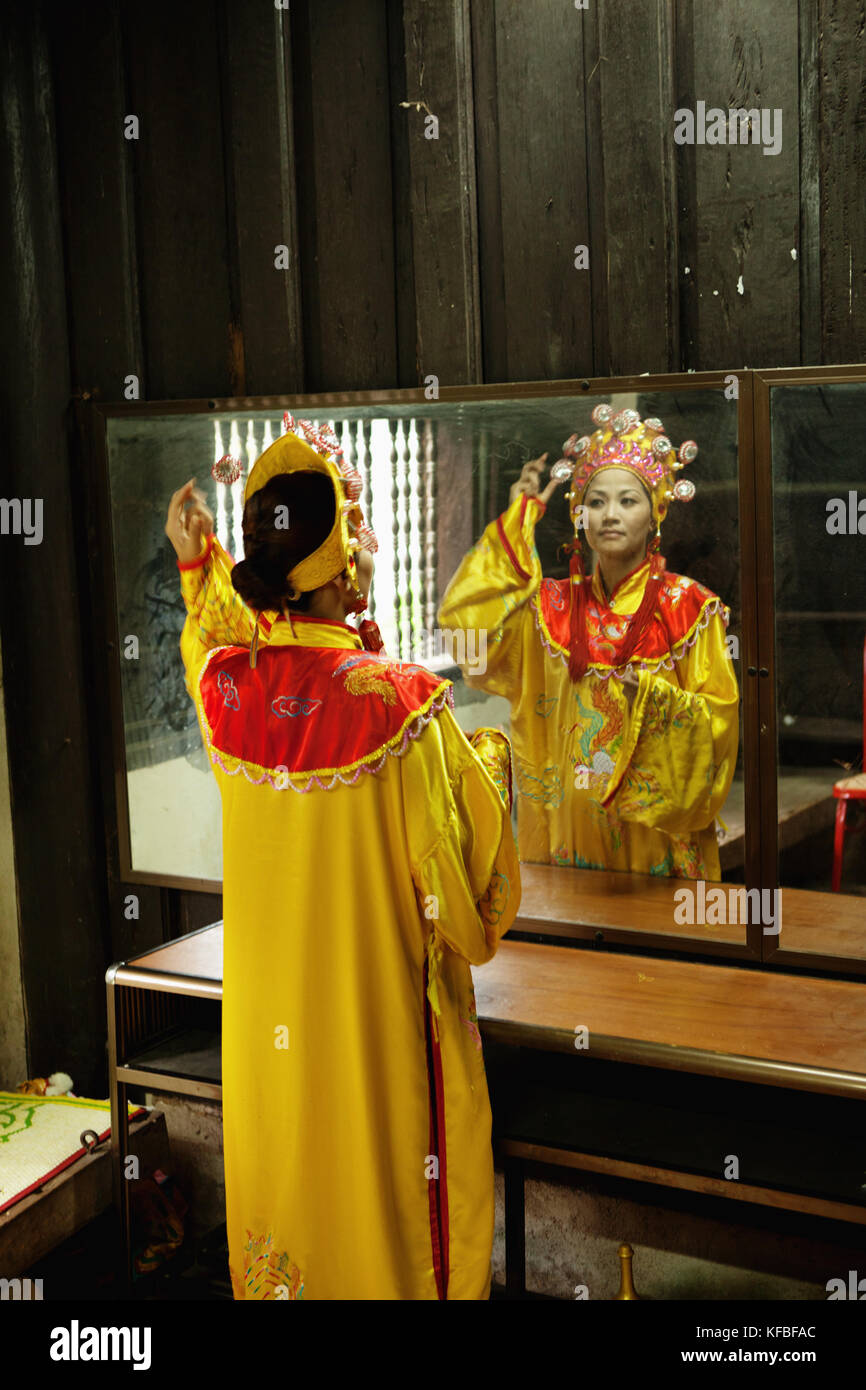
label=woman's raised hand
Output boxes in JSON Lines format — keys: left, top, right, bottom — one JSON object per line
{"left": 508, "top": 453, "right": 567, "bottom": 508}
{"left": 165, "top": 478, "right": 215, "bottom": 563}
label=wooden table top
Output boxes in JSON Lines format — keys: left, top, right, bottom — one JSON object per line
{"left": 472, "top": 938, "right": 866, "bottom": 1097}
{"left": 114, "top": 908, "right": 866, "bottom": 1097}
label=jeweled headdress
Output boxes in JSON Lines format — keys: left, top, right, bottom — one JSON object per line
{"left": 241, "top": 412, "right": 378, "bottom": 596}
{"left": 551, "top": 403, "right": 698, "bottom": 545}
{"left": 549, "top": 404, "right": 699, "bottom": 682}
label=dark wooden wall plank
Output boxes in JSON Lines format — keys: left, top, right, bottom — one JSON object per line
{"left": 0, "top": 0, "right": 108, "bottom": 1096}
{"left": 481, "top": 0, "right": 591, "bottom": 384}
{"left": 50, "top": 1, "right": 142, "bottom": 398}
{"left": 586, "top": 0, "right": 680, "bottom": 376}
{"left": 291, "top": 0, "right": 398, "bottom": 391}
{"left": 684, "top": 0, "right": 801, "bottom": 368}
{"left": 798, "top": 0, "right": 821, "bottom": 367}
{"left": 122, "top": 0, "right": 234, "bottom": 398}
{"left": 817, "top": 0, "right": 866, "bottom": 363}
{"left": 469, "top": 0, "right": 508, "bottom": 385}
{"left": 385, "top": 0, "right": 420, "bottom": 388}
{"left": 51, "top": 1, "right": 165, "bottom": 974}
{"left": 220, "top": 0, "right": 304, "bottom": 394}
{"left": 674, "top": 0, "right": 699, "bottom": 370}
{"left": 400, "top": 0, "right": 481, "bottom": 384}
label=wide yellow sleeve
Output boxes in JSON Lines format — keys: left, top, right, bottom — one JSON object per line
{"left": 436, "top": 494, "right": 545, "bottom": 700}
{"left": 467, "top": 727, "right": 513, "bottom": 811}
{"left": 403, "top": 708, "right": 520, "bottom": 985}
{"left": 602, "top": 608, "right": 739, "bottom": 835}
{"left": 177, "top": 531, "right": 257, "bottom": 696}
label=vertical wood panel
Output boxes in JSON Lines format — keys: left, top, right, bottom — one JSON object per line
{"left": 51, "top": 1, "right": 164, "bottom": 967}
{"left": 798, "top": 0, "right": 821, "bottom": 366}
{"left": 469, "top": 0, "right": 508, "bottom": 384}
{"left": 50, "top": 1, "right": 142, "bottom": 397}
{"left": 674, "top": 0, "right": 699, "bottom": 369}
{"left": 0, "top": 0, "right": 107, "bottom": 1094}
{"left": 123, "top": 0, "right": 234, "bottom": 398}
{"left": 483, "top": 0, "right": 592, "bottom": 383}
{"left": 587, "top": 0, "right": 680, "bottom": 375}
{"left": 687, "top": 0, "right": 801, "bottom": 368}
{"left": 817, "top": 0, "right": 866, "bottom": 363}
{"left": 400, "top": 0, "right": 481, "bottom": 384}
{"left": 385, "top": 0, "right": 419, "bottom": 387}
{"left": 291, "top": 0, "right": 397, "bottom": 391}
{"left": 220, "top": 0, "right": 304, "bottom": 394}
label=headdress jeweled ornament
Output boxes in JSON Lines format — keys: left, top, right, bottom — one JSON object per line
{"left": 212, "top": 453, "right": 243, "bottom": 486}
{"left": 551, "top": 404, "right": 698, "bottom": 544}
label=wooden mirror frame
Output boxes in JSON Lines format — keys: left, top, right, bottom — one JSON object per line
{"left": 77, "top": 367, "right": 866, "bottom": 978}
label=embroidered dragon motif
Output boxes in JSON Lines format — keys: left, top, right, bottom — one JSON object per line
{"left": 343, "top": 666, "right": 398, "bottom": 704}
{"left": 592, "top": 675, "right": 626, "bottom": 747}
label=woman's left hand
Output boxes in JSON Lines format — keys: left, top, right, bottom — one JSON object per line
{"left": 620, "top": 669, "right": 640, "bottom": 707}
{"left": 165, "top": 479, "right": 214, "bottom": 563}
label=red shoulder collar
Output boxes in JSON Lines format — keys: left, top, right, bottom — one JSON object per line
{"left": 534, "top": 571, "right": 728, "bottom": 672}
{"left": 195, "top": 646, "right": 453, "bottom": 791}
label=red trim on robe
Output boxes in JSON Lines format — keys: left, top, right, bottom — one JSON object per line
{"left": 198, "top": 644, "right": 451, "bottom": 776}
{"left": 537, "top": 570, "right": 726, "bottom": 667}
{"left": 177, "top": 532, "right": 215, "bottom": 570}
{"left": 424, "top": 959, "right": 449, "bottom": 1300}
{"left": 496, "top": 514, "right": 531, "bottom": 583}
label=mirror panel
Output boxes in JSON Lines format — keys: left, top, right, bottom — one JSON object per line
{"left": 770, "top": 382, "right": 866, "bottom": 959}
{"left": 104, "top": 386, "right": 746, "bottom": 941}
{"left": 435, "top": 389, "right": 745, "bottom": 942}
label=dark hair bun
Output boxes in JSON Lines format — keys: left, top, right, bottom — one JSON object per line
{"left": 230, "top": 557, "right": 288, "bottom": 611}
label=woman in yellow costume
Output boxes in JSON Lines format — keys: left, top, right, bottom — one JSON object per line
{"left": 164, "top": 415, "right": 519, "bottom": 1299}
{"left": 438, "top": 404, "right": 739, "bottom": 880}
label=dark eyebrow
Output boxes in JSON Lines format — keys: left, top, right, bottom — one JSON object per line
{"left": 585, "top": 485, "right": 643, "bottom": 499}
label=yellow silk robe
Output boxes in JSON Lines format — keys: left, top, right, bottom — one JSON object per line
{"left": 439, "top": 494, "right": 740, "bottom": 879}
{"left": 177, "top": 534, "right": 520, "bottom": 1299}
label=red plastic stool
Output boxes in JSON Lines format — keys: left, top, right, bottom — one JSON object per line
{"left": 831, "top": 636, "right": 866, "bottom": 892}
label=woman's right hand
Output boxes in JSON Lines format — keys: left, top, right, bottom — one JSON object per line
{"left": 165, "top": 478, "right": 214, "bottom": 563}
{"left": 508, "top": 453, "right": 566, "bottom": 508}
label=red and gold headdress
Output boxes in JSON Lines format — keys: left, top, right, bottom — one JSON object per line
{"left": 550, "top": 404, "right": 699, "bottom": 682}
{"left": 551, "top": 403, "right": 698, "bottom": 544}
{"left": 216, "top": 413, "right": 383, "bottom": 662}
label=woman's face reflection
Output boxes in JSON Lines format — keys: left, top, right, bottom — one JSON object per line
{"left": 582, "top": 467, "right": 653, "bottom": 568}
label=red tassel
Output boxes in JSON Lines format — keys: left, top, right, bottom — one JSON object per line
{"left": 613, "top": 553, "right": 666, "bottom": 671}
{"left": 568, "top": 548, "right": 667, "bottom": 681}
{"left": 358, "top": 618, "right": 385, "bottom": 653}
{"left": 568, "top": 547, "right": 590, "bottom": 682}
